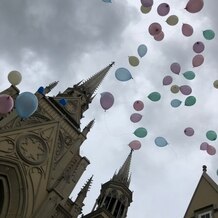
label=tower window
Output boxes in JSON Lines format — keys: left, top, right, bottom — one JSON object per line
{"left": 198, "top": 211, "right": 212, "bottom": 218}
{"left": 108, "top": 197, "right": 116, "bottom": 212}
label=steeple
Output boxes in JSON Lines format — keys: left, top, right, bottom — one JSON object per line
{"left": 79, "top": 62, "right": 115, "bottom": 99}
{"left": 82, "top": 119, "right": 95, "bottom": 137}
{"left": 112, "top": 149, "right": 133, "bottom": 187}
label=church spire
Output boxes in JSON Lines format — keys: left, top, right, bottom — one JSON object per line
{"left": 112, "top": 149, "right": 133, "bottom": 187}
{"left": 79, "top": 62, "right": 115, "bottom": 99}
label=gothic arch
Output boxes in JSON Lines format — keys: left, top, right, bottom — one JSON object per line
{"left": 0, "top": 159, "right": 27, "bottom": 217}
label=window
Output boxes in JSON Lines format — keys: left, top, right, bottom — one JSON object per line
{"left": 198, "top": 211, "right": 212, "bottom": 218}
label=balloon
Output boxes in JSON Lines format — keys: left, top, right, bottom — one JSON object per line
{"left": 207, "top": 145, "right": 216, "bottom": 155}
{"left": 133, "top": 100, "right": 144, "bottom": 111}
{"left": 193, "top": 41, "right": 205, "bottom": 53}
{"left": 185, "top": 96, "right": 196, "bottom": 106}
{"left": 185, "top": 0, "right": 204, "bottom": 13}
{"left": 154, "top": 31, "right": 164, "bottom": 41}
{"left": 130, "top": 113, "right": 143, "bottom": 123}
{"left": 206, "top": 130, "right": 217, "bottom": 141}
{"left": 166, "top": 15, "right": 179, "bottom": 26}
{"left": 59, "top": 98, "right": 67, "bottom": 106}
{"left": 170, "top": 62, "right": 181, "bottom": 74}
{"left": 137, "top": 44, "right": 147, "bottom": 58}
{"left": 163, "top": 75, "right": 173, "bottom": 86}
{"left": 140, "top": 5, "right": 152, "bottom": 14}
{"left": 100, "top": 92, "right": 114, "bottom": 111}
{"left": 183, "top": 71, "right": 195, "bottom": 80}
{"left": 182, "top": 23, "right": 193, "bottom": 37}
{"left": 170, "top": 99, "right": 182, "bottom": 108}
{"left": 15, "top": 92, "right": 38, "bottom": 118}
{"left": 200, "top": 142, "right": 208, "bottom": 150}
{"left": 157, "top": 3, "right": 170, "bottom": 16}
{"left": 184, "top": 127, "right": 194, "bottom": 136}
{"left": 134, "top": 127, "right": 147, "bottom": 138}
{"left": 170, "top": 85, "right": 180, "bottom": 94}
{"left": 102, "top": 0, "right": 112, "bottom": 2}
{"left": 148, "top": 92, "right": 161, "bottom": 102}
{"left": 192, "top": 54, "right": 204, "bottom": 67}
{"left": 129, "top": 56, "right": 139, "bottom": 67}
{"left": 180, "top": 85, "right": 192, "bottom": 95}
{"left": 141, "top": 0, "right": 153, "bottom": 7}
{"left": 8, "top": 70, "right": 22, "bottom": 86}
{"left": 213, "top": 80, "right": 218, "bottom": 89}
{"left": 128, "top": 140, "right": 141, "bottom": 150}
{"left": 115, "top": 68, "right": 132, "bottom": 81}
{"left": 155, "top": 136, "right": 168, "bottom": 147}
{"left": 148, "top": 22, "right": 162, "bottom": 36}
{"left": 0, "top": 94, "right": 14, "bottom": 114}
{"left": 37, "top": 86, "right": 44, "bottom": 94}
{"left": 203, "top": 29, "right": 215, "bottom": 40}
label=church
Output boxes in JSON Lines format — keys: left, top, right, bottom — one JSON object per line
{"left": 0, "top": 63, "right": 133, "bottom": 218}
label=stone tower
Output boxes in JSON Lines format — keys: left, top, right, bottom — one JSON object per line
{"left": 0, "top": 63, "right": 114, "bottom": 218}
{"left": 83, "top": 149, "right": 133, "bottom": 218}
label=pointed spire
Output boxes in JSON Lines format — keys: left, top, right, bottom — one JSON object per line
{"left": 112, "top": 149, "right": 133, "bottom": 187}
{"left": 82, "top": 119, "right": 95, "bottom": 136}
{"left": 44, "top": 81, "right": 59, "bottom": 94}
{"left": 79, "top": 62, "right": 115, "bottom": 98}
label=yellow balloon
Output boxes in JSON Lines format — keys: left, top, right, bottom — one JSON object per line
{"left": 166, "top": 15, "right": 179, "bottom": 26}
{"left": 129, "top": 56, "right": 139, "bottom": 67}
{"left": 170, "top": 85, "right": 180, "bottom": 93}
{"left": 140, "top": 5, "right": 152, "bottom": 14}
{"left": 213, "top": 80, "right": 218, "bottom": 89}
{"left": 8, "top": 70, "right": 22, "bottom": 85}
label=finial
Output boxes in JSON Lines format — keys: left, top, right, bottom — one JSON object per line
{"left": 110, "top": 61, "right": 115, "bottom": 67}
{"left": 202, "top": 165, "right": 207, "bottom": 172}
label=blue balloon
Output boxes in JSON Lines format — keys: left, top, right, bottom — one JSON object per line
{"left": 37, "top": 86, "right": 44, "bottom": 94}
{"left": 137, "top": 44, "right": 147, "bottom": 57}
{"left": 155, "top": 136, "right": 168, "bottom": 147}
{"left": 170, "top": 99, "right": 182, "bottom": 108}
{"left": 15, "top": 92, "right": 38, "bottom": 118}
{"left": 115, "top": 68, "right": 133, "bottom": 81}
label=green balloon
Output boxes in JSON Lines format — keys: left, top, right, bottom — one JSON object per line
{"left": 185, "top": 96, "right": 196, "bottom": 106}
{"left": 134, "top": 127, "right": 147, "bottom": 138}
{"left": 148, "top": 92, "right": 161, "bottom": 102}
{"left": 203, "top": 29, "right": 215, "bottom": 40}
{"left": 183, "top": 71, "right": 195, "bottom": 80}
{"left": 206, "top": 130, "right": 217, "bottom": 141}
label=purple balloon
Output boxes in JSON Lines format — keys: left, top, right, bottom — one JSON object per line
{"left": 163, "top": 75, "right": 173, "bottom": 85}
{"left": 180, "top": 85, "right": 192, "bottom": 95}
{"left": 130, "top": 113, "right": 142, "bottom": 123}
{"left": 207, "top": 145, "right": 216, "bottom": 155}
{"left": 193, "top": 41, "right": 205, "bottom": 53}
{"left": 170, "top": 62, "right": 181, "bottom": 74}
{"left": 192, "top": 54, "right": 204, "bottom": 67}
{"left": 129, "top": 140, "right": 141, "bottom": 150}
{"left": 182, "top": 23, "right": 193, "bottom": 37}
{"left": 141, "top": 0, "right": 153, "bottom": 7}
{"left": 133, "top": 100, "right": 144, "bottom": 111}
{"left": 148, "top": 22, "right": 162, "bottom": 36}
{"left": 0, "top": 94, "right": 14, "bottom": 114}
{"left": 100, "top": 92, "right": 114, "bottom": 111}
{"left": 154, "top": 31, "right": 164, "bottom": 41}
{"left": 184, "top": 127, "right": 194, "bottom": 136}
{"left": 157, "top": 3, "right": 170, "bottom": 16}
{"left": 200, "top": 142, "right": 208, "bottom": 150}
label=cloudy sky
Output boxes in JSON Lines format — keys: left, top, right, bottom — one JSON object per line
{"left": 0, "top": 0, "right": 218, "bottom": 217}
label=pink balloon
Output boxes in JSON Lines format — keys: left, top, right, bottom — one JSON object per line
{"left": 154, "top": 31, "right": 164, "bottom": 41}
{"left": 157, "top": 3, "right": 170, "bottom": 16}
{"left": 185, "top": 0, "right": 204, "bottom": 13}
{"left": 163, "top": 75, "right": 173, "bottom": 85}
{"left": 148, "top": 22, "right": 162, "bottom": 36}
{"left": 182, "top": 23, "right": 193, "bottom": 37}
{"left": 170, "top": 62, "right": 181, "bottom": 74}
{"left": 129, "top": 140, "right": 141, "bottom": 150}
{"left": 200, "top": 142, "right": 208, "bottom": 150}
{"left": 0, "top": 94, "right": 14, "bottom": 114}
{"left": 180, "top": 85, "right": 192, "bottom": 95}
{"left": 133, "top": 100, "right": 144, "bottom": 111}
{"left": 207, "top": 145, "right": 216, "bottom": 155}
{"left": 192, "top": 54, "right": 204, "bottom": 67}
{"left": 193, "top": 41, "right": 205, "bottom": 53}
{"left": 141, "top": 0, "right": 153, "bottom": 7}
{"left": 100, "top": 92, "right": 114, "bottom": 111}
{"left": 130, "top": 113, "right": 142, "bottom": 123}
{"left": 184, "top": 127, "right": 194, "bottom": 136}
